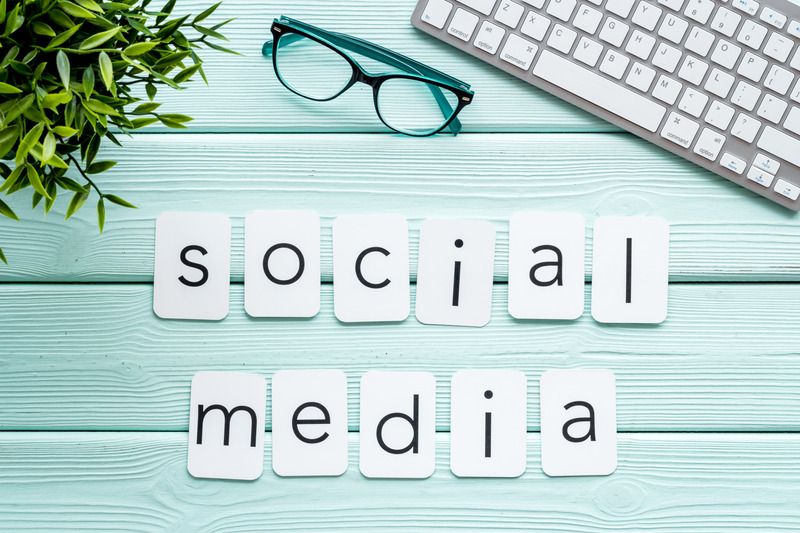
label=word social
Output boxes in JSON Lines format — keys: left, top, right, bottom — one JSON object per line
{"left": 154, "top": 212, "right": 670, "bottom": 325}
{"left": 188, "top": 369, "right": 617, "bottom": 481}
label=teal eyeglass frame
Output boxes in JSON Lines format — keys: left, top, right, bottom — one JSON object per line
{"left": 262, "top": 16, "right": 474, "bottom": 136}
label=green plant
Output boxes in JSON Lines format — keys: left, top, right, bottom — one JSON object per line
{"left": 0, "top": 0, "right": 235, "bottom": 264}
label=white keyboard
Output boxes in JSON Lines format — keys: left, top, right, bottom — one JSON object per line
{"left": 412, "top": 0, "right": 800, "bottom": 210}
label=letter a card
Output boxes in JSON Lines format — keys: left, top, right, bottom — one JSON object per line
{"left": 359, "top": 371, "right": 436, "bottom": 478}
{"left": 153, "top": 212, "right": 231, "bottom": 320}
{"left": 540, "top": 369, "right": 617, "bottom": 477}
{"left": 188, "top": 371, "right": 267, "bottom": 480}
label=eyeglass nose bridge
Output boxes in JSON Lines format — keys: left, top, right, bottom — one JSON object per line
{"left": 353, "top": 69, "right": 380, "bottom": 88}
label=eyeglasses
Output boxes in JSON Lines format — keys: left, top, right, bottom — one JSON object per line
{"left": 262, "top": 17, "right": 474, "bottom": 137}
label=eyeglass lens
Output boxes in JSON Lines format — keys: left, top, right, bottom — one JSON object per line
{"left": 376, "top": 78, "right": 459, "bottom": 136}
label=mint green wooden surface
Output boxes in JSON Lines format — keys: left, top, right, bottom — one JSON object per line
{"left": 2, "top": 0, "right": 800, "bottom": 530}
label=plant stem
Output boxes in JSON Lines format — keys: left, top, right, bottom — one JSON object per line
{"left": 65, "top": 153, "right": 104, "bottom": 198}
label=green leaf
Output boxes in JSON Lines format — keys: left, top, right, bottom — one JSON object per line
{"left": 123, "top": 15, "right": 154, "bottom": 37}
{"left": 193, "top": 1, "right": 221, "bottom": 24}
{"left": 26, "top": 163, "right": 51, "bottom": 200}
{"left": 123, "top": 41, "right": 158, "bottom": 57}
{"left": 32, "top": 190, "right": 42, "bottom": 208}
{"left": 79, "top": 27, "right": 120, "bottom": 50}
{"left": 154, "top": 50, "right": 190, "bottom": 68}
{"left": 84, "top": 134, "right": 100, "bottom": 165}
{"left": 97, "top": 196, "right": 105, "bottom": 232}
{"left": 145, "top": 82, "right": 156, "bottom": 101}
{"left": 56, "top": 176, "right": 89, "bottom": 193}
{"left": 52, "top": 126, "right": 78, "bottom": 138}
{"left": 103, "top": 194, "right": 136, "bottom": 208}
{"left": 204, "top": 41, "right": 240, "bottom": 55}
{"left": 83, "top": 99, "right": 121, "bottom": 117}
{"left": 48, "top": 23, "right": 82, "bottom": 48}
{"left": 158, "top": 113, "right": 193, "bottom": 123}
{"left": 2, "top": 94, "right": 34, "bottom": 127}
{"left": 130, "top": 117, "right": 159, "bottom": 129}
{"left": 132, "top": 102, "right": 161, "bottom": 114}
{"left": 3, "top": 4, "right": 20, "bottom": 37}
{"left": 57, "top": 1, "right": 96, "bottom": 19}
{"left": 86, "top": 160, "right": 116, "bottom": 174}
{"left": 156, "top": 0, "right": 176, "bottom": 24}
{"left": 98, "top": 51, "right": 113, "bottom": 91}
{"left": 47, "top": 153, "right": 70, "bottom": 169}
{"left": 42, "top": 92, "right": 73, "bottom": 109}
{"left": 44, "top": 181, "right": 57, "bottom": 214}
{"left": 65, "top": 191, "right": 89, "bottom": 219}
{"left": 173, "top": 63, "right": 201, "bottom": 84}
{"left": 33, "top": 21, "right": 56, "bottom": 36}
{"left": 82, "top": 66, "right": 95, "bottom": 98}
{"left": 0, "top": 82, "right": 21, "bottom": 94}
{"left": 0, "top": 0, "right": 6, "bottom": 25}
{"left": 1, "top": 45, "right": 18, "bottom": 68}
{"left": 16, "top": 122, "right": 45, "bottom": 166}
{"left": 0, "top": 165, "right": 23, "bottom": 193}
{"left": 0, "top": 125, "right": 18, "bottom": 158}
{"left": 192, "top": 24, "right": 228, "bottom": 41}
{"left": 0, "top": 198, "right": 18, "bottom": 220}
{"left": 157, "top": 116, "right": 188, "bottom": 129}
{"left": 42, "top": 132, "right": 57, "bottom": 165}
{"left": 75, "top": 0, "right": 103, "bottom": 13}
{"left": 0, "top": 247, "right": 6, "bottom": 264}
{"left": 56, "top": 50, "right": 70, "bottom": 93}
{"left": 48, "top": 9, "right": 74, "bottom": 28}
{"left": 33, "top": 62, "right": 47, "bottom": 82}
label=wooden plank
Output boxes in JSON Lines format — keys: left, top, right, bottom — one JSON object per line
{"left": 2, "top": 432, "right": 799, "bottom": 531}
{"left": 2, "top": 283, "right": 799, "bottom": 431}
{"left": 1, "top": 134, "right": 798, "bottom": 282}
{"left": 127, "top": 0, "right": 614, "bottom": 133}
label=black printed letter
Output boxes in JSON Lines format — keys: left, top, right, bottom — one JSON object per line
{"left": 292, "top": 402, "right": 331, "bottom": 444}
{"left": 355, "top": 246, "right": 390, "bottom": 289}
{"left": 263, "top": 243, "right": 305, "bottom": 285}
{"left": 196, "top": 404, "right": 258, "bottom": 447}
{"left": 376, "top": 394, "right": 419, "bottom": 454}
{"left": 561, "top": 401, "right": 596, "bottom": 443}
{"left": 529, "top": 245, "right": 563, "bottom": 287}
{"left": 179, "top": 245, "right": 209, "bottom": 287}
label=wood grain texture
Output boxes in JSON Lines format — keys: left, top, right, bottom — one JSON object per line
{"left": 2, "top": 432, "right": 799, "bottom": 532}
{"left": 1, "top": 134, "right": 798, "bottom": 281}
{"left": 2, "top": 283, "right": 799, "bottom": 431}
{"left": 120, "top": 0, "right": 615, "bottom": 133}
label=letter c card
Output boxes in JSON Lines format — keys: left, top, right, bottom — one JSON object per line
{"left": 188, "top": 371, "right": 266, "bottom": 480}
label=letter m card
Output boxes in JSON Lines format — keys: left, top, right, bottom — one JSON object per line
{"left": 188, "top": 371, "right": 267, "bottom": 480}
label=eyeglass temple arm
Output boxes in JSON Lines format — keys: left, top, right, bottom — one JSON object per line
{"left": 263, "top": 33, "right": 463, "bottom": 135}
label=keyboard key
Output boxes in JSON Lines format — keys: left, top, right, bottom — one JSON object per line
{"left": 684, "top": 0, "right": 714, "bottom": 24}
{"left": 759, "top": 7, "right": 786, "bottom": 29}
{"left": 774, "top": 178, "right": 800, "bottom": 200}
{"left": 731, "top": 0, "right": 759, "bottom": 16}
{"left": 685, "top": 27, "right": 714, "bottom": 57}
{"left": 421, "top": 0, "right": 453, "bottom": 28}
{"left": 521, "top": 0, "right": 546, "bottom": 7}
{"left": 652, "top": 42, "right": 682, "bottom": 72}
{"left": 546, "top": 0, "right": 577, "bottom": 21}
{"left": 473, "top": 20, "right": 506, "bottom": 54}
{"left": 521, "top": 12, "right": 551, "bottom": 41}
{"left": 736, "top": 20, "right": 768, "bottom": 50}
{"left": 599, "top": 17, "right": 629, "bottom": 47}
{"left": 732, "top": 113, "right": 761, "bottom": 142}
{"left": 678, "top": 55, "right": 708, "bottom": 85}
{"left": 573, "top": 36, "right": 604, "bottom": 66}
{"left": 757, "top": 94, "right": 788, "bottom": 123}
{"left": 661, "top": 111, "right": 700, "bottom": 147}
{"left": 746, "top": 165, "right": 775, "bottom": 187}
{"left": 737, "top": 51, "right": 768, "bottom": 82}
{"left": 548, "top": 24, "right": 578, "bottom": 53}
{"left": 710, "top": 7, "right": 741, "bottom": 37}
{"left": 448, "top": 8, "right": 480, "bottom": 40}
{"left": 791, "top": 80, "right": 800, "bottom": 103}
{"left": 704, "top": 68, "right": 735, "bottom": 98}
{"left": 784, "top": 106, "right": 800, "bottom": 135}
{"left": 599, "top": 49, "right": 630, "bottom": 78}
{"left": 626, "top": 62, "right": 657, "bottom": 91}
{"left": 693, "top": 127, "right": 726, "bottom": 161}
{"left": 501, "top": 33, "right": 538, "bottom": 69}
{"left": 631, "top": 1, "right": 662, "bottom": 31}
{"left": 658, "top": 13, "right": 689, "bottom": 43}
{"left": 679, "top": 87, "right": 709, "bottom": 117}
{"left": 658, "top": 0, "right": 684, "bottom": 11}
{"left": 532, "top": 50, "right": 667, "bottom": 132}
{"left": 494, "top": 0, "right": 525, "bottom": 28}
{"left": 720, "top": 152, "right": 747, "bottom": 174}
{"left": 753, "top": 153, "right": 780, "bottom": 174}
{"left": 652, "top": 75, "right": 683, "bottom": 104}
{"left": 789, "top": 20, "right": 800, "bottom": 39}
{"left": 456, "top": 0, "right": 497, "bottom": 15}
{"left": 731, "top": 81, "right": 761, "bottom": 111}
{"left": 606, "top": 0, "right": 636, "bottom": 18}
{"left": 573, "top": 4, "right": 603, "bottom": 34}
{"left": 710, "top": 39, "right": 741, "bottom": 69}
{"left": 791, "top": 48, "right": 800, "bottom": 72}
{"left": 625, "top": 30, "right": 656, "bottom": 60}
{"left": 763, "top": 32, "right": 793, "bottom": 62}
{"left": 705, "top": 101, "right": 735, "bottom": 129}
{"left": 764, "top": 65, "right": 794, "bottom": 95}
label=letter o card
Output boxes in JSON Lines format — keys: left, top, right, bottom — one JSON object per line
{"left": 188, "top": 371, "right": 266, "bottom": 480}
{"left": 153, "top": 212, "right": 231, "bottom": 320}
{"left": 540, "top": 369, "right": 617, "bottom": 477}
{"left": 359, "top": 371, "right": 436, "bottom": 478}
{"left": 272, "top": 370, "right": 348, "bottom": 477}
